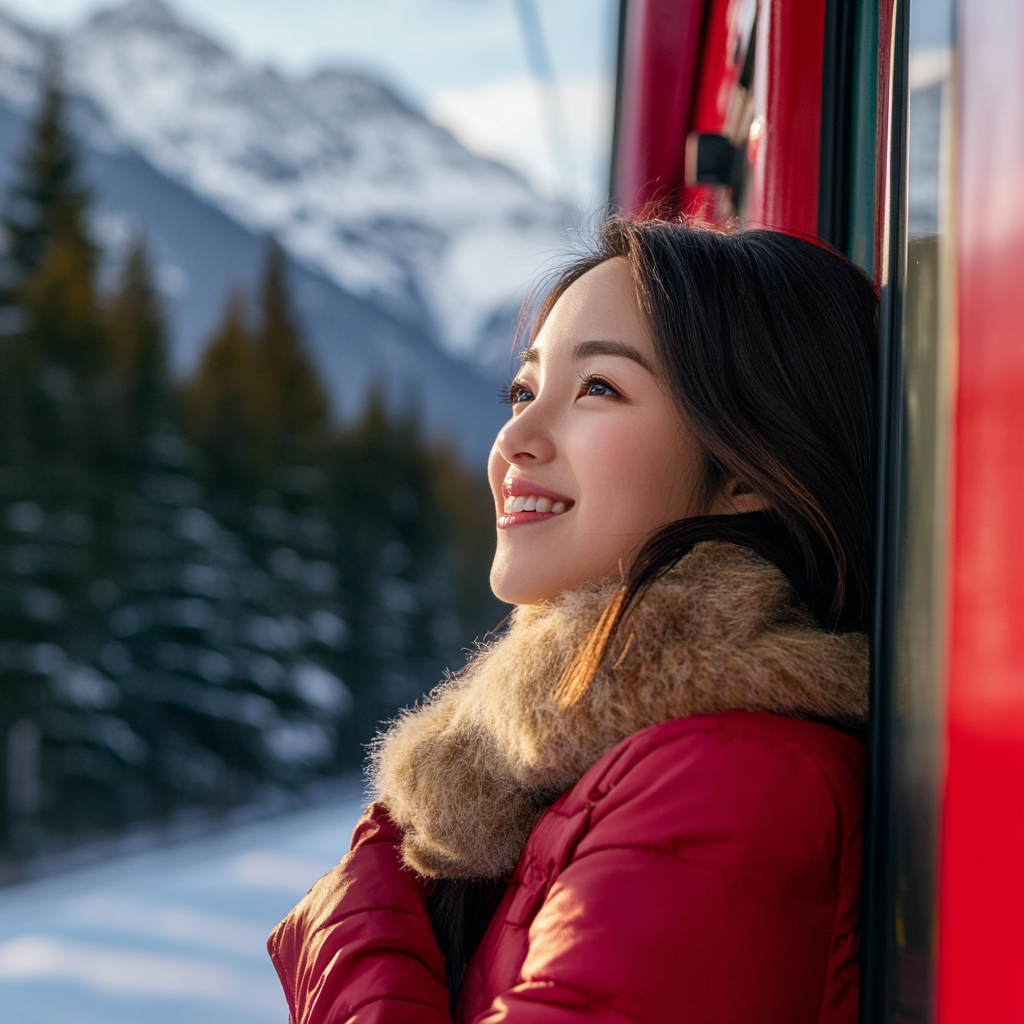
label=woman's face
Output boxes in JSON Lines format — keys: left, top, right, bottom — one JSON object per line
{"left": 488, "top": 258, "right": 710, "bottom": 606}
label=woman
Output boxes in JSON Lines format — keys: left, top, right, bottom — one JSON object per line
{"left": 268, "top": 218, "right": 877, "bottom": 1023}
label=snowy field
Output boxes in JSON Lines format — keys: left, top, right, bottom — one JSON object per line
{"left": 0, "top": 788, "right": 367, "bottom": 1023}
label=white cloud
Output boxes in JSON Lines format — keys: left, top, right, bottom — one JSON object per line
{"left": 427, "top": 74, "right": 614, "bottom": 205}
{"left": 10, "top": 0, "right": 615, "bottom": 94}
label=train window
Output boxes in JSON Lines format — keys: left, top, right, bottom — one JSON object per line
{"left": 865, "top": 0, "right": 956, "bottom": 1019}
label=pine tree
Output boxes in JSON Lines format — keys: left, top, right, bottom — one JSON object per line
{"left": 106, "top": 237, "right": 168, "bottom": 465}
{"left": 174, "top": 246, "right": 354, "bottom": 789}
{"left": 180, "top": 290, "right": 256, "bottom": 495}
{"left": 2, "top": 68, "right": 90, "bottom": 286}
{"left": 328, "top": 392, "right": 503, "bottom": 739}
{"left": 241, "top": 243, "right": 352, "bottom": 775}
{"left": 426, "top": 444, "right": 506, "bottom": 657}
{"left": 0, "top": 83, "right": 504, "bottom": 854}
{"left": 92, "top": 237, "right": 216, "bottom": 827}
{"left": 181, "top": 239, "right": 330, "bottom": 494}
{"left": 0, "top": 71, "right": 122, "bottom": 853}
{"left": 0, "top": 71, "right": 104, "bottom": 457}
{"left": 250, "top": 239, "right": 329, "bottom": 472}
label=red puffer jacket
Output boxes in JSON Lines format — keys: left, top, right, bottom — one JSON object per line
{"left": 268, "top": 710, "right": 864, "bottom": 1024}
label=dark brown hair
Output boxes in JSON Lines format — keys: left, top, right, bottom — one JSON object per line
{"left": 535, "top": 217, "right": 879, "bottom": 706}
{"left": 431, "top": 219, "right": 879, "bottom": 997}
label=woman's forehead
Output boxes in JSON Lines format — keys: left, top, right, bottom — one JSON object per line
{"left": 528, "top": 260, "right": 649, "bottom": 358}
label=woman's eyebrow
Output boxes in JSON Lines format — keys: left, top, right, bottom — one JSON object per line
{"left": 571, "top": 340, "right": 653, "bottom": 372}
{"left": 517, "top": 341, "right": 653, "bottom": 372}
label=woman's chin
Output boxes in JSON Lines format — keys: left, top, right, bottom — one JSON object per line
{"left": 489, "top": 578, "right": 548, "bottom": 607}
{"left": 489, "top": 562, "right": 562, "bottom": 607}
{"left": 490, "top": 546, "right": 623, "bottom": 606}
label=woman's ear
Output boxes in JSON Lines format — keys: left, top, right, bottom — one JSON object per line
{"left": 715, "top": 476, "right": 769, "bottom": 515}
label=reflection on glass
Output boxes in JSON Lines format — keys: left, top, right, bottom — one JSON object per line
{"left": 885, "top": 0, "right": 956, "bottom": 1019}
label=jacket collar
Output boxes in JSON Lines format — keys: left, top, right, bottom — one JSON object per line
{"left": 371, "top": 541, "right": 868, "bottom": 880}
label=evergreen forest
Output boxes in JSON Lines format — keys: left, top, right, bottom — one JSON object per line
{"left": 0, "top": 77, "right": 501, "bottom": 864}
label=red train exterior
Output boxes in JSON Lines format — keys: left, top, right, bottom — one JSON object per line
{"left": 610, "top": 2, "right": 1024, "bottom": 1021}
{"left": 942, "top": 6, "right": 1024, "bottom": 1018}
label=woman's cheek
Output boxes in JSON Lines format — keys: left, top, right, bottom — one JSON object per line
{"left": 571, "top": 420, "right": 653, "bottom": 525}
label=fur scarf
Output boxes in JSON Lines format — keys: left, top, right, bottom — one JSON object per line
{"left": 371, "top": 542, "right": 869, "bottom": 881}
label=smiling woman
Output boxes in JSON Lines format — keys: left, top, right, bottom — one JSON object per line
{"left": 268, "top": 217, "right": 879, "bottom": 1024}
{"left": 489, "top": 257, "right": 715, "bottom": 605}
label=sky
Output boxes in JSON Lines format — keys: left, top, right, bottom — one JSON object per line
{"left": 5, "top": 0, "right": 619, "bottom": 204}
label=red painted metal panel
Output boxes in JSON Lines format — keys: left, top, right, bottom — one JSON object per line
{"left": 681, "top": 0, "right": 734, "bottom": 220}
{"left": 938, "top": 1, "right": 1024, "bottom": 1020}
{"left": 613, "top": 0, "right": 828, "bottom": 234}
{"left": 747, "top": 0, "right": 826, "bottom": 235}
{"left": 612, "top": 0, "right": 706, "bottom": 215}
{"left": 689, "top": 0, "right": 736, "bottom": 135}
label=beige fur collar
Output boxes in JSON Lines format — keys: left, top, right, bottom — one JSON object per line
{"left": 371, "top": 542, "right": 868, "bottom": 880}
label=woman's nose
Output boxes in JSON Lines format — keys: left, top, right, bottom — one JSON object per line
{"left": 495, "top": 404, "right": 556, "bottom": 465}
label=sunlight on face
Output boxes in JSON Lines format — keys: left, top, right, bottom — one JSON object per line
{"left": 487, "top": 258, "right": 707, "bottom": 606}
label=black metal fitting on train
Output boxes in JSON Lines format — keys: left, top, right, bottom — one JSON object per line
{"left": 684, "top": 133, "right": 747, "bottom": 202}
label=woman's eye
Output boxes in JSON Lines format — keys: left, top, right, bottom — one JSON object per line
{"left": 579, "top": 375, "right": 619, "bottom": 398}
{"left": 505, "top": 381, "right": 535, "bottom": 406}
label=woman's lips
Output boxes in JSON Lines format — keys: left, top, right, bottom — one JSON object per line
{"left": 497, "top": 480, "right": 574, "bottom": 529}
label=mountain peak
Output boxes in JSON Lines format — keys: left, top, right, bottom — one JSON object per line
{"left": 24, "top": 0, "right": 570, "bottom": 366}
{"left": 88, "top": 0, "right": 175, "bottom": 29}
{"left": 82, "top": 0, "right": 228, "bottom": 61}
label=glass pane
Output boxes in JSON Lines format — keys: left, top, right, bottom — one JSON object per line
{"left": 883, "top": 0, "right": 956, "bottom": 1019}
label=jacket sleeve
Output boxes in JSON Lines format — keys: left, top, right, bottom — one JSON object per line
{"left": 267, "top": 802, "right": 451, "bottom": 1024}
{"left": 468, "top": 726, "right": 852, "bottom": 1024}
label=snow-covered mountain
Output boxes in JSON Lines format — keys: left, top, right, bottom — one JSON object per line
{"left": 0, "top": 0, "right": 592, "bottom": 460}
{"left": 50, "top": 0, "right": 572, "bottom": 365}
{"left": 0, "top": 87, "right": 509, "bottom": 462}
{"left": 0, "top": 7, "right": 46, "bottom": 111}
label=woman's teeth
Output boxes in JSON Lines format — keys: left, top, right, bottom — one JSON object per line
{"left": 503, "top": 495, "right": 567, "bottom": 515}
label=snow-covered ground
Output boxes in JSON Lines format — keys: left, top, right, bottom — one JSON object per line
{"left": 0, "top": 789, "right": 366, "bottom": 1023}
